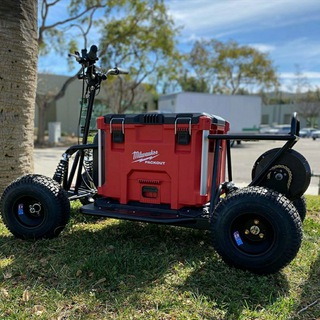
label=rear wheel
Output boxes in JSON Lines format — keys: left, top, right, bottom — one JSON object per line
{"left": 211, "top": 186, "right": 302, "bottom": 274}
{"left": 0, "top": 174, "right": 70, "bottom": 239}
{"left": 292, "top": 196, "right": 307, "bottom": 222}
{"left": 251, "top": 148, "right": 311, "bottom": 200}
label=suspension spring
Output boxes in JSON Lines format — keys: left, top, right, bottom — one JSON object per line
{"left": 53, "top": 159, "right": 68, "bottom": 184}
{"left": 83, "top": 150, "right": 93, "bottom": 176}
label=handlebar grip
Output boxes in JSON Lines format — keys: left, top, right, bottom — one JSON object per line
{"left": 117, "top": 67, "right": 129, "bottom": 75}
{"left": 108, "top": 67, "right": 129, "bottom": 75}
{"left": 87, "top": 45, "right": 98, "bottom": 61}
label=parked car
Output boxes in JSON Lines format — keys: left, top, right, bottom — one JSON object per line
{"left": 276, "top": 125, "right": 291, "bottom": 134}
{"left": 311, "top": 130, "right": 320, "bottom": 140}
{"left": 260, "top": 125, "right": 293, "bottom": 135}
{"left": 259, "top": 126, "right": 279, "bottom": 134}
{"left": 299, "top": 127, "right": 317, "bottom": 138}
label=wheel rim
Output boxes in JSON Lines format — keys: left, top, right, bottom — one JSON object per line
{"left": 230, "top": 213, "right": 276, "bottom": 255}
{"left": 13, "top": 196, "right": 46, "bottom": 228}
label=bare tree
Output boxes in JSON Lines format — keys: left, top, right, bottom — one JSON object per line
{"left": 38, "top": 0, "right": 105, "bottom": 53}
{"left": 291, "top": 65, "right": 320, "bottom": 127}
{"left": 291, "top": 64, "right": 311, "bottom": 101}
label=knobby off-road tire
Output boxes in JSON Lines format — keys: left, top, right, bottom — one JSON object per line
{"left": 211, "top": 186, "right": 302, "bottom": 275}
{"left": 292, "top": 196, "right": 307, "bottom": 222}
{"left": 0, "top": 174, "right": 70, "bottom": 240}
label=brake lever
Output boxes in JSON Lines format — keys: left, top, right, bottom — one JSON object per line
{"left": 68, "top": 53, "right": 81, "bottom": 62}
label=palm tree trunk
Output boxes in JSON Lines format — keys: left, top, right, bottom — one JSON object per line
{"left": 0, "top": 0, "right": 38, "bottom": 194}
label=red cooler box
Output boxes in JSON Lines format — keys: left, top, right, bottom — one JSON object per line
{"left": 97, "top": 113, "right": 229, "bottom": 210}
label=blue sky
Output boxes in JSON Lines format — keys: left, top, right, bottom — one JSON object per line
{"left": 38, "top": 0, "right": 320, "bottom": 92}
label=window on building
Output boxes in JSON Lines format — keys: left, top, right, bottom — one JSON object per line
{"left": 283, "top": 114, "right": 291, "bottom": 124}
{"left": 261, "top": 114, "right": 269, "bottom": 124}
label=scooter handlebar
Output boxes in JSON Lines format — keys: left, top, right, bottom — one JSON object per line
{"left": 107, "top": 67, "right": 129, "bottom": 76}
{"left": 68, "top": 45, "right": 99, "bottom": 64}
{"left": 68, "top": 47, "right": 129, "bottom": 78}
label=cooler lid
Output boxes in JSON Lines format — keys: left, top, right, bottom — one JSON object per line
{"left": 104, "top": 112, "right": 226, "bottom": 126}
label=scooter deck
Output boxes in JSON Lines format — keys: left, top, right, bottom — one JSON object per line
{"left": 80, "top": 199, "right": 210, "bottom": 230}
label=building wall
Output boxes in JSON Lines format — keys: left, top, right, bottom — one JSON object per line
{"left": 261, "top": 104, "right": 309, "bottom": 127}
{"left": 159, "top": 93, "right": 318, "bottom": 129}
{"left": 35, "top": 74, "right": 83, "bottom": 135}
{"left": 35, "top": 74, "right": 156, "bottom": 135}
{"left": 159, "top": 92, "right": 262, "bottom": 133}
{"left": 36, "top": 74, "right": 319, "bottom": 135}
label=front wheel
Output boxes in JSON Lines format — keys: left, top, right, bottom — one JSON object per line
{"left": 0, "top": 174, "right": 70, "bottom": 240}
{"left": 211, "top": 186, "right": 302, "bottom": 274}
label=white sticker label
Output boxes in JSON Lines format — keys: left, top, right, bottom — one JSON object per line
{"left": 132, "top": 150, "right": 165, "bottom": 166}
{"left": 233, "top": 231, "right": 243, "bottom": 246}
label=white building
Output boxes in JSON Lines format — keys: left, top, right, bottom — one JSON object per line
{"left": 158, "top": 92, "right": 262, "bottom": 133}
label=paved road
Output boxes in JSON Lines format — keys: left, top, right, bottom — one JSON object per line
{"left": 34, "top": 146, "right": 67, "bottom": 178}
{"left": 34, "top": 138, "right": 320, "bottom": 195}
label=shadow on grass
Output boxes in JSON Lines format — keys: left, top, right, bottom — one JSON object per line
{"left": 0, "top": 216, "right": 290, "bottom": 318}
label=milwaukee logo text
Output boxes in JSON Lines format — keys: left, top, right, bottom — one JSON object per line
{"left": 132, "top": 150, "right": 165, "bottom": 165}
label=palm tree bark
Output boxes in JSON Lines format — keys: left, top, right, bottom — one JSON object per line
{"left": 0, "top": 0, "right": 38, "bottom": 194}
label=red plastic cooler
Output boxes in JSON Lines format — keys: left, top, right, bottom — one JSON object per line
{"left": 96, "top": 113, "right": 229, "bottom": 210}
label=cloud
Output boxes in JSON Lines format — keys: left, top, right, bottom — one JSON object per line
{"left": 167, "top": 0, "right": 320, "bottom": 72}
{"left": 270, "top": 38, "right": 320, "bottom": 71}
{"left": 280, "top": 71, "right": 320, "bottom": 80}
{"left": 167, "top": 0, "right": 320, "bottom": 36}
{"left": 249, "top": 44, "right": 276, "bottom": 53}
{"left": 278, "top": 71, "right": 320, "bottom": 92}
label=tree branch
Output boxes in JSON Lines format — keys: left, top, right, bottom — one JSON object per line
{"left": 38, "top": 2, "right": 104, "bottom": 47}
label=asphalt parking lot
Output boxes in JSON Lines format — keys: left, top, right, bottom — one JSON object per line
{"left": 34, "top": 137, "right": 320, "bottom": 195}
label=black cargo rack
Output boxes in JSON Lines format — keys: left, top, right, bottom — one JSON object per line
{"left": 207, "top": 112, "right": 300, "bottom": 212}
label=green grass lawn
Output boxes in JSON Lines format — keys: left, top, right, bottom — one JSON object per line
{"left": 0, "top": 196, "right": 319, "bottom": 319}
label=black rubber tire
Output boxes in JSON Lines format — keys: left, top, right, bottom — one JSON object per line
{"left": 292, "top": 196, "right": 307, "bottom": 222}
{"left": 0, "top": 174, "right": 70, "bottom": 240}
{"left": 211, "top": 186, "right": 302, "bottom": 275}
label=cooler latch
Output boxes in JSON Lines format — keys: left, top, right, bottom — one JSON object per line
{"left": 175, "top": 117, "right": 191, "bottom": 145}
{"left": 109, "top": 118, "right": 125, "bottom": 143}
